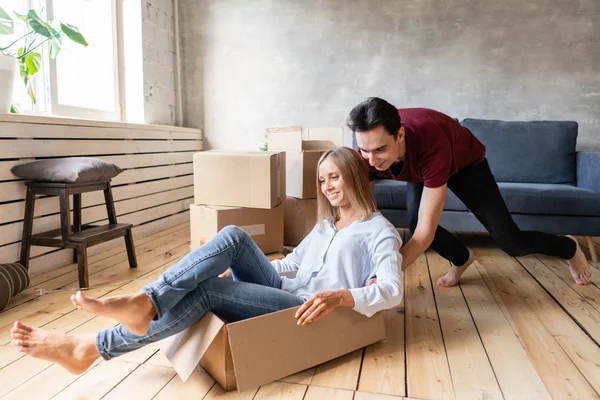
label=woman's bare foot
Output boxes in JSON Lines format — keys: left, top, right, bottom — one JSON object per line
{"left": 566, "top": 236, "right": 591, "bottom": 285}
{"left": 437, "top": 249, "right": 475, "bottom": 288}
{"left": 10, "top": 321, "right": 99, "bottom": 374}
{"left": 71, "top": 291, "right": 156, "bottom": 336}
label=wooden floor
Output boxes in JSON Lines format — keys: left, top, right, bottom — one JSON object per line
{"left": 1, "top": 223, "right": 599, "bottom": 400}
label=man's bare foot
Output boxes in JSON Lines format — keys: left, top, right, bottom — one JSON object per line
{"left": 71, "top": 291, "right": 155, "bottom": 336}
{"left": 566, "top": 236, "right": 591, "bottom": 285}
{"left": 437, "top": 249, "right": 475, "bottom": 288}
{"left": 10, "top": 321, "right": 99, "bottom": 374}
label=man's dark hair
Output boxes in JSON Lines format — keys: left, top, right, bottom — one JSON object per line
{"left": 346, "top": 97, "right": 401, "bottom": 137}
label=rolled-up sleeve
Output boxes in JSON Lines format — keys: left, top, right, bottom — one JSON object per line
{"left": 349, "top": 230, "right": 403, "bottom": 317}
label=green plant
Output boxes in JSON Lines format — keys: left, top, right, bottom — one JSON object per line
{"left": 0, "top": 7, "right": 88, "bottom": 106}
{"left": 258, "top": 133, "right": 268, "bottom": 151}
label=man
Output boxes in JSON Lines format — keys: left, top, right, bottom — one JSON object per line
{"left": 348, "top": 97, "right": 591, "bottom": 286}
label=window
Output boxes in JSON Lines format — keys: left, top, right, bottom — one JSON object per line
{"left": 0, "top": 0, "right": 122, "bottom": 120}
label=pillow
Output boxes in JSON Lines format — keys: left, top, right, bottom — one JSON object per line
{"left": 11, "top": 157, "right": 123, "bottom": 183}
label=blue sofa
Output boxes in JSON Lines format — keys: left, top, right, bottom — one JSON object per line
{"left": 358, "top": 119, "right": 600, "bottom": 259}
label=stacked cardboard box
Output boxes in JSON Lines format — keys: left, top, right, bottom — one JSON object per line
{"left": 190, "top": 150, "right": 286, "bottom": 254}
{"left": 267, "top": 126, "right": 344, "bottom": 246}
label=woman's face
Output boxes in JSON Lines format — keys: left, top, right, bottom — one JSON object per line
{"left": 318, "top": 157, "right": 350, "bottom": 208}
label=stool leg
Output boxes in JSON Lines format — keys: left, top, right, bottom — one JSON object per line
{"left": 73, "top": 193, "right": 82, "bottom": 263}
{"left": 58, "top": 190, "right": 71, "bottom": 243}
{"left": 19, "top": 187, "right": 36, "bottom": 270}
{"left": 125, "top": 228, "right": 137, "bottom": 269}
{"left": 103, "top": 183, "right": 118, "bottom": 224}
{"left": 77, "top": 244, "right": 89, "bottom": 289}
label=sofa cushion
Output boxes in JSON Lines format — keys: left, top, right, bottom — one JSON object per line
{"left": 375, "top": 180, "right": 600, "bottom": 216}
{"left": 460, "top": 119, "right": 577, "bottom": 185}
{"left": 496, "top": 182, "right": 600, "bottom": 216}
{"left": 374, "top": 180, "right": 467, "bottom": 211}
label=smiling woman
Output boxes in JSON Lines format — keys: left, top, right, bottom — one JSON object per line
{"left": 11, "top": 146, "right": 404, "bottom": 377}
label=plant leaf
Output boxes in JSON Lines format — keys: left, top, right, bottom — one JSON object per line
{"left": 24, "top": 51, "right": 40, "bottom": 76}
{"left": 0, "top": 6, "right": 14, "bottom": 35}
{"left": 60, "top": 22, "right": 88, "bottom": 46}
{"left": 10, "top": 104, "right": 18, "bottom": 114}
{"left": 27, "top": 9, "right": 56, "bottom": 38}
{"left": 13, "top": 12, "right": 27, "bottom": 25}
{"left": 49, "top": 35, "right": 62, "bottom": 58}
{"left": 27, "top": 80, "right": 36, "bottom": 104}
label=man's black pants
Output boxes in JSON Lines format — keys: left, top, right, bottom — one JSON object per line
{"left": 407, "top": 158, "right": 576, "bottom": 266}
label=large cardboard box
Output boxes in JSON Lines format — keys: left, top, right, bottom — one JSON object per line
{"left": 160, "top": 306, "right": 386, "bottom": 391}
{"left": 283, "top": 197, "right": 317, "bottom": 246}
{"left": 190, "top": 203, "right": 284, "bottom": 254}
{"left": 193, "top": 150, "right": 285, "bottom": 209}
{"left": 266, "top": 127, "right": 343, "bottom": 199}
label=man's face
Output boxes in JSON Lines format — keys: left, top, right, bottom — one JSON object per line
{"left": 355, "top": 125, "right": 404, "bottom": 171}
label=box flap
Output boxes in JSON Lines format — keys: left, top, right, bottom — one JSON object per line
{"left": 307, "top": 127, "right": 344, "bottom": 146}
{"left": 226, "top": 306, "right": 386, "bottom": 391}
{"left": 159, "top": 312, "right": 225, "bottom": 382}
{"left": 266, "top": 127, "right": 302, "bottom": 151}
{"left": 301, "top": 140, "right": 337, "bottom": 151}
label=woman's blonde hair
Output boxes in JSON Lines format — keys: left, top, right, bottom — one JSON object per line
{"left": 316, "top": 146, "right": 377, "bottom": 225}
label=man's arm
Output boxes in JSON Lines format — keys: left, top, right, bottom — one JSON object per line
{"left": 400, "top": 184, "right": 446, "bottom": 271}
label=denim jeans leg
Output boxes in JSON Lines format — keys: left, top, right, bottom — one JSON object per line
{"left": 97, "top": 277, "right": 304, "bottom": 359}
{"left": 143, "top": 225, "right": 282, "bottom": 319}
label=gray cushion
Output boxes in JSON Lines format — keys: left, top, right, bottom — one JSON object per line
{"left": 11, "top": 157, "right": 123, "bottom": 183}
{"left": 460, "top": 119, "right": 577, "bottom": 185}
{"left": 497, "top": 182, "right": 600, "bottom": 216}
{"left": 375, "top": 180, "right": 600, "bottom": 216}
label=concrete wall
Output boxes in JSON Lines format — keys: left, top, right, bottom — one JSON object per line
{"left": 179, "top": 0, "right": 600, "bottom": 151}
{"left": 142, "top": 0, "right": 178, "bottom": 125}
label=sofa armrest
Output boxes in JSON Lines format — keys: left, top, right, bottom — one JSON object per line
{"left": 577, "top": 152, "right": 600, "bottom": 192}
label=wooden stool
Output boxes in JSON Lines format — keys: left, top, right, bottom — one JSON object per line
{"left": 19, "top": 180, "right": 137, "bottom": 288}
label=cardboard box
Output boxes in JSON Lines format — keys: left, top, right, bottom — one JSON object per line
{"left": 283, "top": 197, "right": 317, "bottom": 246}
{"left": 193, "top": 150, "right": 285, "bottom": 209}
{"left": 266, "top": 127, "right": 343, "bottom": 199}
{"left": 190, "top": 203, "right": 284, "bottom": 254}
{"left": 160, "top": 306, "right": 386, "bottom": 391}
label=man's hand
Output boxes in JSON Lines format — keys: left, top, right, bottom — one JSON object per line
{"left": 218, "top": 268, "right": 232, "bottom": 279}
{"left": 295, "top": 290, "right": 354, "bottom": 325}
{"left": 367, "top": 277, "right": 377, "bottom": 285}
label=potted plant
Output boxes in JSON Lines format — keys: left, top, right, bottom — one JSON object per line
{"left": 0, "top": 6, "right": 87, "bottom": 113}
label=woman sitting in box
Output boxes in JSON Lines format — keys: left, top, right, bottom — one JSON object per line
{"left": 10, "top": 146, "right": 403, "bottom": 374}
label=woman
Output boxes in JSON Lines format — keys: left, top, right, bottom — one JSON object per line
{"left": 10, "top": 147, "right": 403, "bottom": 375}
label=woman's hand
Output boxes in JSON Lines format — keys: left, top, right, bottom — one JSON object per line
{"left": 295, "top": 290, "right": 355, "bottom": 325}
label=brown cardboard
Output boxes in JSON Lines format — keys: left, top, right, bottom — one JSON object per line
{"left": 283, "top": 197, "right": 317, "bottom": 246}
{"left": 190, "top": 204, "right": 284, "bottom": 254}
{"left": 193, "top": 150, "right": 286, "bottom": 209}
{"left": 160, "top": 306, "right": 386, "bottom": 392}
{"left": 266, "top": 127, "right": 343, "bottom": 199}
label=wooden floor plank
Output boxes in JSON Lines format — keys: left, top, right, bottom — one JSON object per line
{"left": 353, "top": 392, "right": 405, "bottom": 400}
{"left": 0, "top": 356, "right": 53, "bottom": 397}
{"left": 405, "top": 254, "right": 455, "bottom": 400}
{"left": 204, "top": 384, "right": 258, "bottom": 399}
{"left": 532, "top": 254, "right": 600, "bottom": 314}
{"left": 153, "top": 370, "right": 215, "bottom": 399}
{"left": 102, "top": 364, "right": 176, "bottom": 399}
{"left": 303, "top": 386, "right": 354, "bottom": 400}
{"left": 518, "top": 254, "right": 600, "bottom": 343}
{"left": 427, "top": 251, "right": 504, "bottom": 400}
{"left": 310, "top": 349, "right": 362, "bottom": 390}
{"left": 254, "top": 382, "right": 307, "bottom": 399}
{"left": 358, "top": 307, "right": 405, "bottom": 396}
{"left": 459, "top": 260, "right": 552, "bottom": 400}
{"left": 51, "top": 360, "right": 138, "bottom": 400}
{"left": 474, "top": 247, "right": 600, "bottom": 399}
{"left": 2, "top": 362, "right": 98, "bottom": 400}
{"left": 278, "top": 367, "right": 316, "bottom": 385}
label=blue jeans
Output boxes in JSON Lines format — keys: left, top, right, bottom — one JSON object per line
{"left": 96, "top": 225, "right": 304, "bottom": 360}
